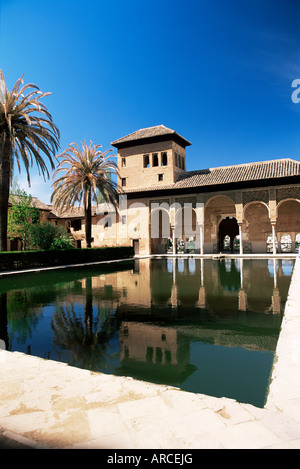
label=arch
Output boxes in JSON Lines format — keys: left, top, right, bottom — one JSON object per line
{"left": 280, "top": 233, "right": 292, "bottom": 253}
{"left": 243, "top": 200, "right": 270, "bottom": 219}
{"left": 276, "top": 197, "right": 300, "bottom": 214}
{"left": 150, "top": 206, "right": 170, "bottom": 238}
{"left": 244, "top": 202, "right": 271, "bottom": 253}
{"left": 204, "top": 195, "right": 236, "bottom": 253}
{"left": 174, "top": 206, "right": 198, "bottom": 253}
{"left": 296, "top": 233, "right": 300, "bottom": 252}
{"left": 276, "top": 200, "right": 300, "bottom": 252}
{"left": 150, "top": 206, "right": 171, "bottom": 254}
{"left": 218, "top": 217, "right": 239, "bottom": 252}
{"left": 204, "top": 194, "right": 235, "bottom": 209}
{"left": 266, "top": 233, "right": 278, "bottom": 253}
{"left": 277, "top": 198, "right": 300, "bottom": 229}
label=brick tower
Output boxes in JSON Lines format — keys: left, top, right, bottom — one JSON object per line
{"left": 111, "top": 125, "right": 191, "bottom": 190}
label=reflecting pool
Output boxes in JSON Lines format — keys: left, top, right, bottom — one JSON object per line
{"left": 0, "top": 257, "right": 294, "bottom": 408}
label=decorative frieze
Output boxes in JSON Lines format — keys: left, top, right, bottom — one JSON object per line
{"left": 150, "top": 199, "right": 170, "bottom": 209}
{"left": 276, "top": 187, "right": 300, "bottom": 203}
{"left": 174, "top": 197, "right": 197, "bottom": 208}
{"left": 242, "top": 190, "right": 269, "bottom": 205}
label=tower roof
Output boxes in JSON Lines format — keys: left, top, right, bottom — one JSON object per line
{"left": 111, "top": 125, "right": 192, "bottom": 149}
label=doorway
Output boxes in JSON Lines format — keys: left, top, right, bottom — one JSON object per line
{"left": 218, "top": 217, "right": 239, "bottom": 252}
{"left": 133, "top": 239, "right": 139, "bottom": 255}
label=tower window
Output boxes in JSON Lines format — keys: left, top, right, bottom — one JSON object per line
{"left": 152, "top": 153, "right": 158, "bottom": 167}
{"left": 161, "top": 152, "right": 168, "bottom": 166}
{"left": 121, "top": 157, "right": 126, "bottom": 167}
{"left": 158, "top": 174, "right": 163, "bottom": 181}
{"left": 143, "top": 154, "right": 150, "bottom": 168}
{"left": 121, "top": 178, "right": 127, "bottom": 187}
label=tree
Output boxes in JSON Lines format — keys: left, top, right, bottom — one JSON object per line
{"left": 0, "top": 70, "right": 60, "bottom": 251}
{"left": 30, "top": 222, "right": 75, "bottom": 250}
{"left": 51, "top": 140, "right": 119, "bottom": 248}
{"left": 8, "top": 188, "right": 40, "bottom": 250}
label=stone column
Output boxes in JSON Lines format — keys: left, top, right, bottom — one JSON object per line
{"left": 271, "top": 222, "right": 277, "bottom": 255}
{"left": 196, "top": 202, "right": 204, "bottom": 255}
{"left": 238, "top": 222, "right": 243, "bottom": 255}
{"left": 171, "top": 225, "right": 176, "bottom": 255}
{"left": 235, "top": 195, "right": 244, "bottom": 255}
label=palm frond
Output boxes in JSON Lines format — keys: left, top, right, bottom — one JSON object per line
{"left": 0, "top": 69, "right": 60, "bottom": 186}
{"left": 51, "top": 140, "right": 120, "bottom": 213}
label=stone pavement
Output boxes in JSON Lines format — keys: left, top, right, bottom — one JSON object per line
{"left": 1, "top": 257, "right": 300, "bottom": 449}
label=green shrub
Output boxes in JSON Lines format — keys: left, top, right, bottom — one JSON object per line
{"left": 0, "top": 246, "right": 134, "bottom": 271}
{"left": 29, "top": 222, "right": 75, "bottom": 250}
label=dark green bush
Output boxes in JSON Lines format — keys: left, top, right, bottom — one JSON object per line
{"left": 29, "top": 222, "right": 75, "bottom": 250}
{"left": 0, "top": 246, "right": 134, "bottom": 272}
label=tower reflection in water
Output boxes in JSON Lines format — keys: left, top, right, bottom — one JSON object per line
{"left": 115, "top": 257, "right": 292, "bottom": 407}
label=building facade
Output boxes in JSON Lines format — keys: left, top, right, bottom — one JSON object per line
{"left": 49, "top": 125, "right": 300, "bottom": 256}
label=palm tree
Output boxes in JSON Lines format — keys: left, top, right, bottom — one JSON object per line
{"left": 0, "top": 70, "right": 60, "bottom": 251}
{"left": 51, "top": 140, "right": 119, "bottom": 248}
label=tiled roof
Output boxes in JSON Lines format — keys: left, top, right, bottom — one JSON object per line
{"left": 111, "top": 125, "right": 192, "bottom": 147}
{"left": 46, "top": 158, "right": 300, "bottom": 217}
{"left": 122, "top": 158, "right": 300, "bottom": 193}
{"left": 8, "top": 195, "right": 51, "bottom": 211}
{"left": 49, "top": 203, "right": 115, "bottom": 219}
{"left": 48, "top": 206, "right": 85, "bottom": 218}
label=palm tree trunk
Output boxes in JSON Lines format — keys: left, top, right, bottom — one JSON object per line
{"left": 85, "top": 189, "right": 92, "bottom": 248}
{"left": 0, "top": 138, "right": 11, "bottom": 251}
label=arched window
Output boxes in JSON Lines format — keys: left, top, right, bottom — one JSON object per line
{"left": 295, "top": 233, "right": 300, "bottom": 252}
{"left": 152, "top": 153, "right": 159, "bottom": 166}
{"left": 161, "top": 152, "right": 168, "bottom": 166}
{"left": 280, "top": 234, "right": 292, "bottom": 253}
{"left": 223, "top": 234, "right": 231, "bottom": 251}
{"left": 177, "top": 238, "right": 185, "bottom": 253}
{"left": 167, "top": 237, "right": 173, "bottom": 253}
{"left": 233, "top": 235, "right": 240, "bottom": 251}
{"left": 143, "top": 154, "right": 150, "bottom": 168}
{"left": 266, "top": 234, "right": 278, "bottom": 253}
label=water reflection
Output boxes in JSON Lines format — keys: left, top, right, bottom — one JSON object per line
{"left": 0, "top": 258, "right": 294, "bottom": 407}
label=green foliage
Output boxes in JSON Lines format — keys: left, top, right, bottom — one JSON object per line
{"left": 8, "top": 189, "right": 40, "bottom": 250}
{"left": 29, "top": 222, "right": 75, "bottom": 250}
{"left": 51, "top": 140, "right": 119, "bottom": 248}
{"left": 0, "top": 70, "right": 60, "bottom": 251}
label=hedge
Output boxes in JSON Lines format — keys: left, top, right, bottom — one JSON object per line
{"left": 0, "top": 246, "right": 134, "bottom": 272}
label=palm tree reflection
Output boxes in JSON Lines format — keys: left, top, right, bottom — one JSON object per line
{"left": 51, "top": 277, "right": 120, "bottom": 371}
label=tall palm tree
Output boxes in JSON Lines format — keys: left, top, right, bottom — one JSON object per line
{"left": 51, "top": 140, "right": 119, "bottom": 248}
{"left": 0, "top": 70, "right": 60, "bottom": 251}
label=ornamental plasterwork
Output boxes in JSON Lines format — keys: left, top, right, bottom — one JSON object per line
{"left": 276, "top": 187, "right": 300, "bottom": 203}
{"left": 174, "top": 197, "right": 197, "bottom": 208}
{"left": 242, "top": 190, "right": 269, "bottom": 205}
{"left": 150, "top": 199, "right": 170, "bottom": 209}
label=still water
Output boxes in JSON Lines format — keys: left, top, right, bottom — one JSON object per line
{"left": 0, "top": 257, "right": 294, "bottom": 407}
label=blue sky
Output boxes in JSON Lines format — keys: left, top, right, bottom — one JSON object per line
{"left": 1, "top": 0, "right": 299, "bottom": 203}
